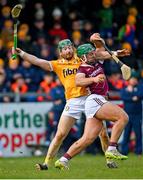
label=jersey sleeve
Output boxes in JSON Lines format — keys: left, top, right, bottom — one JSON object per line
{"left": 50, "top": 60, "right": 58, "bottom": 72}
{"left": 77, "top": 66, "right": 86, "bottom": 75}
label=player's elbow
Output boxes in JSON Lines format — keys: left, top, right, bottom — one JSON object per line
{"left": 75, "top": 79, "right": 81, "bottom": 87}
{"left": 75, "top": 78, "right": 82, "bottom": 87}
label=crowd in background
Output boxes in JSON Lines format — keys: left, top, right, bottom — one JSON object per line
{"left": 0, "top": 0, "right": 143, "bottom": 156}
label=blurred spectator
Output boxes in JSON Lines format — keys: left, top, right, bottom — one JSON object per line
{"left": 52, "top": 7, "right": 63, "bottom": 24}
{"left": 72, "top": 31, "right": 82, "bottom": 47}
{"left": 0, "top": 0, "right": 7, "bottom": 6}
{"left": 113, "top": 0, "right": 134, "bottom": 29}
{"left": 48, "top": 22, "right": 68, "bottom": 42}
{"left": 32, "top": 34, "right": 47, "bottom": 57}
{"left": 19, "top": 23, "right": 31, "bottom": 42}
{"left": 2, "top": 95, "right": 11, "bottom": 103}
{"left": 0, "top": 68, "right": 11, "bottom": 102}
{"left": 121, "top": 42, "right": 139, "bottom": 70}
{"left": 98, "top": 0, "right": 113, "bottom": 38}
{"left": 6, "top": 41, "right": 13, "bottom": 51}
{"left": 34, "top": 2, "right": 45, "bottom": 21}
{"left": 0, "top": 58, "right": 4, "bottom": 69}
{"left": 31, "top": 20, "right": 47, "bottom": 41}
{"left": 37, "top": 73, "right": 57, "bottom": 101}
{"left": 128, "top": 7, "right": 138, "bottom": 17}
{"left": 0, "top": 6, "right": 11, "bottom": 29}
{"left": 70, "top": 20, "right": 81, "bottom": 34}
{"left": 20, "top": 60, "right": 37, "bottom": 92}
{"left": 118, "top": 15, "right": 137, "bottom": 49}
{"left": 69, "top": 20, "right": 82, "bottom": 46}
{"left": 45, "top": 111, "right": 55, "bottom": 146}
{"left": 11, "top": 74, "right": 28, "bottom": 94}
{"left": 0, "top": 68, "right": 9, "bottom": 92}
{"left": 82, "top": 20, "right": 94, "bottom": 42}
{"left": 66, "top": 9, "right": 82, "bottom": 30}
{"left": 6, "top": 58, "right": 21, "bottom": 84}
{"left": 50, "top": 77, "right": 65, "bottom": 115}
{"left": 68, "top": 9, "right": 79, "bottom": 22}
{"left": 123, "top": 0, "right": 135, "bottom": 17}
{"left": 121, "top": 70, "right": 143, "bottom": 155}
{"left": 0, "top": 39, "right": 7, "bottom": 59}
{"left": 17, "top": 30, "right": 32, "bottom": 52}
{"left": 0, "top": 19, "right": 13, "bottom": 46}
{"left": 108, "top": 72, "right": 127, "bottom": 91}
{"left": 40, "top": 44, "right": 55, "bottom": 60}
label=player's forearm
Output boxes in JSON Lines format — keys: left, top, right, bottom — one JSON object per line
{"left": 75, "top": 77, "right": 94, "bottom": 87}
{"left": 18, "top": 50, "right": 51, "bottom": 71}
{"left": 96, "top": 51, "right": 111, "bottom": 60}
{"left": 22, "top": 52, "right": 41, "bottom": 65}
{"left": 96, "top": 50, "right": 117, "bottom": 60}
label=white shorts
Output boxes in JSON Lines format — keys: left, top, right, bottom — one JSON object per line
{"left": 62, "top": 96, "right": 88, "bottom": 120}
{"left": 85, "top": 94, "right": 108, "bottom": 119}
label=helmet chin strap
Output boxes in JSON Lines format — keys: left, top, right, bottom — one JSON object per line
{"left": 87, "top": 61, "right": 96, "bottom": 65}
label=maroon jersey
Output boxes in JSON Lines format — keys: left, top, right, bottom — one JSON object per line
{"left": 77, "top": 61, "right": 109, "bottom": 96}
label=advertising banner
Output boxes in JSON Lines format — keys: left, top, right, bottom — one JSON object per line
{"left": 0, "top": 102, "right": 53, "bottom": 157}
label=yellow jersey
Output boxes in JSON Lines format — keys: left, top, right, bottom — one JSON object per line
{"left": 50, "top": 58, "right": 88, "bottom": 100}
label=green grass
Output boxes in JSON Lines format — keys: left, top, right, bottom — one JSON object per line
{"left": 0, "top": 154, "right": 143, "bottom": 179}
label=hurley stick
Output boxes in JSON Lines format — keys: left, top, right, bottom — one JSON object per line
{"left": 103, "top": 43, "right": 131, "bottom": 80}
{"left": 11, "top": 4, "right": 22, "bottom": 59}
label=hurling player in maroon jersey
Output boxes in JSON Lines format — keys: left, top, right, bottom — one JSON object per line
{"left": 55, "top": 37, "right": 130, "bottom": 169}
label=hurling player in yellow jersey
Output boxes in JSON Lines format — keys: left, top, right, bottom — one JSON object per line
{"left": 13, "top": 34, "right": 118, "bottom": 169}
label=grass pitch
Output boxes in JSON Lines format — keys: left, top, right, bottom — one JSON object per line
{"left": 0, "top": 154, "right": 143, "bottom": 179}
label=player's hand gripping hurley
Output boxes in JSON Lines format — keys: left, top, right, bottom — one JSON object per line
{"left": 90, "top": 34, "right": 131, "bottom": 80}
{"left": 11, "top": 4, "right": 22, "bottom": 59}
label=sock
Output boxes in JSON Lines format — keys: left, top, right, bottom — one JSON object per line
{"left": 44, "top": 156, "right": 53, "bottom": 165}
{"left": 60, "top": 153, "right": 72, "bottom": 162}
{"left": 107, "top": 142, "right": 117, "bottom": 151}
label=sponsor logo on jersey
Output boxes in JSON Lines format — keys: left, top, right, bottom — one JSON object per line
{"left": 89, "top": 67, "right": 102, "bottom": 77}
{"left": 63, "top": 68, "right": 78, "bottom": 78}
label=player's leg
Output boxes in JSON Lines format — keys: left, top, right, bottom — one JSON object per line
{"left": 55, "top": 117, "right": 103, "bottom": 169}
{"left": 95, "top": 102, "right": 129, "bottom": 160}
{"left": 36, "top": 115, "right": 76, "bottom": 170}
{"left": 99, "top": 122, "right": 109, "bottom": 152}
{"left": 36, "top": 96, "right": 86, "bottom": 170}
{"left": 99, "top": 122, "right": 118, "bottom": 168}
{"left": 95, "top": 102, "right": 128, "bottom": 143}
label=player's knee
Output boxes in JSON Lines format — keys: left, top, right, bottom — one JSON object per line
{"left": 123, "top": 112, "right": 129, "bottom": 124}
{"left": 55, "top": 131, "right": 66, "bottom": 141}
{"left": 119, "top": 111, "right": 129, "bottom": 125}
{"left": 83, "top": 136, "right": 95, "bottom": 146}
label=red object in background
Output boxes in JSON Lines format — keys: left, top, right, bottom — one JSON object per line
{"left": 39, "top": 81, "right": 57, "bottom": 93}
{"left": 48, "top": 23, "right": 68, "bottom": 40}
{"left": 11, "top": 82, "right": 28, "bottom": 94}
